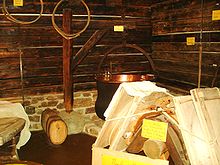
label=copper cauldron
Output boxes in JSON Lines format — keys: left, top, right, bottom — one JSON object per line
{"left": 94, "top": 44, "right": 158, "bottom": 120}
{"left": 95, "top": 73, "right": 155, "bottom": 119}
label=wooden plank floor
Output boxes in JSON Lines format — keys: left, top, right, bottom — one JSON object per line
{"left": 18, "top": 131, "right": 96, "bottom": 165}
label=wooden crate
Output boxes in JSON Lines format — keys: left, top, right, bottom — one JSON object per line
{"left": 174, "top": 87, "right": 220, "bottom": 165}
{"left": 92, "top": 82, "right": 171, "bottom": 165}
{"left": 191, "top": 88, "right": 220, "bottom": 165}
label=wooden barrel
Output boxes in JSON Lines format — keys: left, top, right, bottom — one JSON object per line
{"left": 41, "top": 109, "right": 68, "bottom": 145}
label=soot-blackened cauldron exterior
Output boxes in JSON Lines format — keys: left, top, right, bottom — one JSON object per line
{"left": 95, "top": 44, "right": 157, "bottom": 120}
{"left": 95, "top": 74, "right": 155, "bottom": 120}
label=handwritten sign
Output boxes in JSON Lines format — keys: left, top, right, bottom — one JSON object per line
{"left": 186, "top": 37, "right": 195, "bottom": 46}
{"left": 212, "top": 10, "right": 220, "bottom": 21}
{"left": 14, "top": 0, "right": 23, "bottom": 6}
{"left": 141, "top": 119, "right": 168, "bottom": 142}
{"left": 102, "top": 155, "right": 153, "bottom": 165}
{"left": 114, "top": 26, "right": 124, "bottom": 32}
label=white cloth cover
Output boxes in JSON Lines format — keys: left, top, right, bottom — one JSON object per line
{"left": 0, "top": 101, "right": 31, "bottom": 149}
{"left": 104, "top": 81, "right": 168, "bottom": 118}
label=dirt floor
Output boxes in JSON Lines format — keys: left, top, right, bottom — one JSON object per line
{"left": 18, "top": 131, "right": 96, "bottom": 165}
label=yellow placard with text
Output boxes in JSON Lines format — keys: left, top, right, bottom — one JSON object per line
{"left": 114, "top": 25, "right": 124, "bottom": 32}
{"left": 141, "top": 119, "right": 168, "bottom": 142}
{"left": 14, "top": 0, "right": 23, "bottom": 6}
{"left": 212, "top": 10, "right": 220, "bottom": 21}
{"left": 102, "top": 155, "right": 153, "bottom": 165}
{"left": 186, "top": 37, "right": 195, "bottom": 46}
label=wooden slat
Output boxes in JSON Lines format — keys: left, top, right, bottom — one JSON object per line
{"left": 0, "top": 79, "right": 22, "bottom": 90}
{"left": 153, "top": 42, "right": 220, "bottom": 52}
{"left": 0, "top": 0, "right": 150, "bottom": 17}
{"left": 106, "top": 0, "right": 122, "bottom": 6}
{"left": 153, "top": 54, "right": 220, "bottom": 68}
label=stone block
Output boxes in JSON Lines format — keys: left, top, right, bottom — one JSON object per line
{"left": 31, "top": 98, "right": 39, "bottom": 104}
{"left": 73, "top": 98, "right": 93, "bottom": 108}
{"left": 23, "top": 100, "right": 31, "bottom": 106}
{"left": 41, "top": 102, "right": 48, "bottom": 107}
{"left": 82, "top": 93, "right": 91, "bottom": 97}
{"left": 74, "top": 93, "right": 81, "bottom": 98}
{"left": 25, "top": 106, "right": 36, "bottom": 115}
{"left": 48, "top": 100, "right": 58, "bottom": 107}
{"left": 85, "top": 107, "right": 95, "bottom": 114}
{"left": 57, "top": 102, "right": 64, "bottom": 109}
{"left": 29, "top": 115, "right": 40, "bottom": 122}
{"left": 46, "top": 96, "right": 57, "bottom": 100}
{"left": 59, "top": 111, "right": 90, "bottom": 135}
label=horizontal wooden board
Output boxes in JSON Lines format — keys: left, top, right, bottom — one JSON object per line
{"left": 152, "top": 51, "right": 220, "bottom": 65}
{"left": 0, "top": 0, "right": 151, "bottom": 17}
{"left": 153, "top": 42, "right": 220, "bottom": 52}
{"left": 157, "top": 69, "right": 214, "bottom": 87}
{"left": 151, "top": 0, "right": 216, "bottom": 17}
{"left": 153, "top": 33, "right": 220, "bottom": 42}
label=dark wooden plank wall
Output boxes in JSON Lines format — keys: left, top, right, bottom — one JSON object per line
{"left": 152, "top": 0, "right": 220, "bottom": 89}
{"left": 0, "top": 0, "right": 152, "bottom": 98}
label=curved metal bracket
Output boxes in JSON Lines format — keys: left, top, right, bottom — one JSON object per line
{"left": 97, "top": 44, "right": 157, "bottom": 75}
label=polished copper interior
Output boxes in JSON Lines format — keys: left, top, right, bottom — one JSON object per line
{"left": 96, "top": 73, "right": 155, "bottom": 83}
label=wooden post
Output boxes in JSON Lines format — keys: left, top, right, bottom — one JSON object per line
{"left": 63, "top": 9, "right": 73, "bottom": 113}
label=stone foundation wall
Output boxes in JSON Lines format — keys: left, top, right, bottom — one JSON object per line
{"left": 0, "top": 90, "right": 104, "bottom": 137}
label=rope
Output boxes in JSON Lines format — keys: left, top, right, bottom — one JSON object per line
{"left": 51, "top": 0, "right": 91, "bottom": 40}
{"left": 19, "top": 50, "right": 25, "bottom": 105}
{"left": 2, "top": 0, "right": 44, "bottom": 24}
{"left": 198, "top": 0, "right": 204, "bottom": 88}
{"left": 106, "top": 109, "right": 162, "bottom": 122}
{"left": 198, "top": 45, "right": 202, "bottom": 88}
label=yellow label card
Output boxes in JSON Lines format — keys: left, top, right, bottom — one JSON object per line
{"left": 102, "top": 155, "right": 153, "bottom": 165}
{"left": 14, "top": 0, "right": 23, "bottom": 6}
{"left": 114, "top": 25, "right": 124, "bottom": 32}
{"left": 186, "top": 37, "right": 195, "bottom": 46}
{"left": 141, "top": 119, "right": 168, "bottom": 142}
{"left": 212, "top": 10, "right": 220, "bottom": 21}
